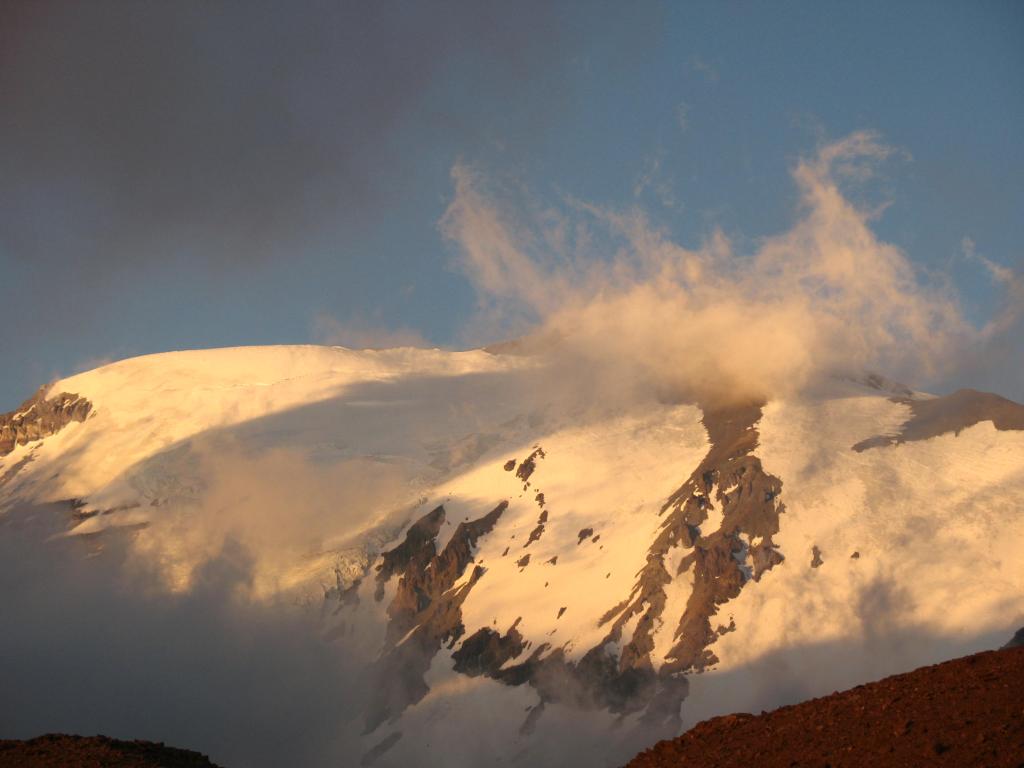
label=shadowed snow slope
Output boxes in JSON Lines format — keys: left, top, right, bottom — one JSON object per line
{"left": 0, "top": 345, "right": 1022, "bottom": 768}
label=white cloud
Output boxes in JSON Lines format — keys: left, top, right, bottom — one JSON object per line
{"left": 961, "top": 236, "right": 1024, "bottom": 341}
{"left": 441, "top": 131, "right": 978, "bottom": 406}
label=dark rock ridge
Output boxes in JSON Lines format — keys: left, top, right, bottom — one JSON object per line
{"left": 602, "top": 402, "right": 785, "bottom": 693}
{"left": 0, "top": 734, "right": 223, "bottom": 767}
{"left": 854, "top": 388, "right": 1024, "bottom": 451}
{"left": 365, "top": 501, "right": 508, "bottom": 733}
{"left": 626, "top": 645, "right": 1024, "bottom": 768}
{"left": 0, "top": 385, "right": 92, "bottom": 457}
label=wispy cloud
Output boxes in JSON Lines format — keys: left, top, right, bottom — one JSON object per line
{"left": 632, "top": 151, "right": 680, "bottom": 209}
{"left": 687, "top": 54, "right": 720, "bottom": 83}
{"left": 442, "top": 131, "right": 981, "bottom": 405}
{"left": 952, "top": 237, "right": 1024, "bottom": 394}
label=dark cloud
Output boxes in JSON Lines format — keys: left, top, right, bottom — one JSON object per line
{"left": 0, "top": 1, "right": 569, "bottom": 280}
{"left": 1, "top": 0, "right": 646, "bottom": 409}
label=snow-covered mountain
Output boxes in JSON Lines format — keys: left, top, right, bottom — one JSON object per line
{"left": 2, "top": 344, "right": 1022, "bottom": 767}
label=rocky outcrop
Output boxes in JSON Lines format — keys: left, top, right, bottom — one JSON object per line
{"left": 524, "top": 509, "right": 547, "bottom": 547}
{"left": 811, "top": 545, "right": 824, "bottom": 568}
{"left": 515, "top": 446, "right": 545, "bottom": 486}
{"left": 366, "top": 501, "right": 508, "bottom": 733}
{"left": 0, "top": 385, "right": 92, "bottom": 457}
{"left": 854, "top": 388, "right": 1024, "bottom": 451}
{"left": 600, "top": 401, "right": 785, "bottom": 696}
{"left": 452, "top": 621, "right": 526, "bottom": 676}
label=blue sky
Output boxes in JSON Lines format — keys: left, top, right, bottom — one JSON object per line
{"left": 1, "top": 0, "right": 1022, "bottom": 409}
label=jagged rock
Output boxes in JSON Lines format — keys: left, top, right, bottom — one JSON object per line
{"left": 749, "top": 537, "right": 785, "bottom": 580}
{"left": 515, "top": 446, "right": 545, "bottom": 484}
{"left": 0, "top": 385, "right": 92, "bottom": 457}
{"left": 853, "top": 388, "right": 1024, "bottom": 451}
{"left": 367, "top": 500, "right": 508, "bottom": 730}
{"left": 374, "top": 505, "right": 445, "bottom": 602}
{"left": 810, "top": 545, "right": 824, "bottom": 568}
{"left": 523, "top": 509, "right": 548, "bottom": 548}
{"left": 602, "top": 401, "right": 786, "bottom": 686}
{"left": 452, "top": 621, "right": 526, "bottom": 676}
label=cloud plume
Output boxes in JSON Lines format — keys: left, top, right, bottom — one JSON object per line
{"left": 442, "top": 132, "right": 978, "bottom": 405}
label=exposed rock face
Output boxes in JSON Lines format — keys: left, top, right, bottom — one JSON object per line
{"left": 604, "top": 402, "right": 785, "bottom": 686}
{"left": 811, "top": 545, "right": 824, "bottom": 568}
{"left": 515, "top": 446, "right": 545, "bottom": 485}
{"left": 854, "top": 388, "right": 1024, "bottom": 451}
{"left": 452, "top": 621, "right": 526, "bottom": 676}
{"left": 366, "top": 501, "right": 508, "bottom": 733}
{"left": 524, "top": 509, "right": 547, "bottom": 547}
{"left": 0, "top": 385, "right": 92, "bottom": 457}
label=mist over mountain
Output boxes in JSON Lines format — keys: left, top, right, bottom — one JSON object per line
{"left": 3, "top": 132, "right": 1024, "bottom": 765}
{"left": 1, "top": 331, "right": 1021, "bottom": 766}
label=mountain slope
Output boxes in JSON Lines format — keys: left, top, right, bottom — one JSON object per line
{"left": 1, "top": 345, "right": 1022, "bottom": 767}
{"left": 627, "top": 645, "right": 1024, "bottom": 768}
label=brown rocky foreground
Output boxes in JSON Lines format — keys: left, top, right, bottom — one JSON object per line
{"left": 0, "top": 734, "right": 224, "bottom": 767}
{"left": 627, "top": 646, "right": 1024, "bottom": 768}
